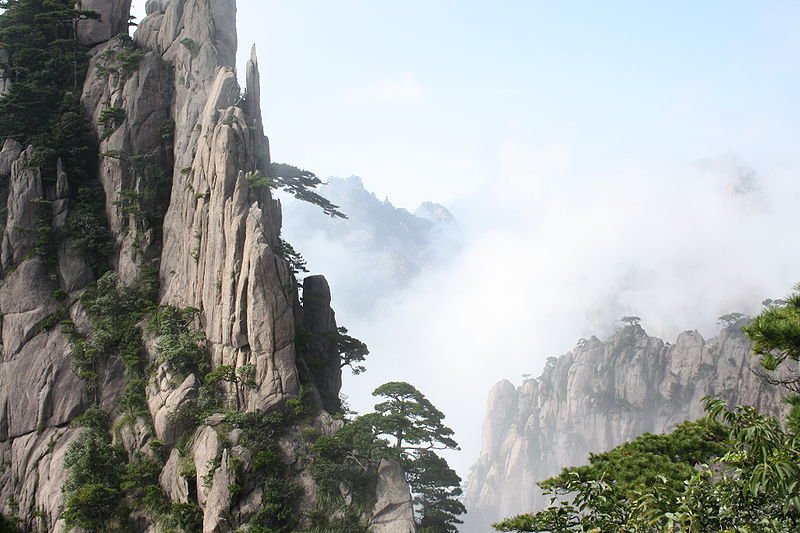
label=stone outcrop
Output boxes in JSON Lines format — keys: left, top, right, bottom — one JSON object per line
{"left": 0, "top": 1, "right": 415, "bottom": 531}
{"left": 77, "top": 0, "right": 134, "bottom": 47}
{"left": 300, "top": 275, "right": 342, "bottom": 412}
{"left": 463, "top": 322, "right": 788, "bottom": 533}
{"left": 369, "top": 459, "right": 417, "bottom": 533}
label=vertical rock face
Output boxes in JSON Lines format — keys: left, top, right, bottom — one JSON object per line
{"left": 76, "top": 0, "right": 134, "bottom": 47}
{"left": 0, "top": 2, "right": 416, "bottom": 531}
{"left": 463, "top": 323, "right": 787, "bottom": 533}
{"left": 132, "top": 0, "right": 297, "bottom": 412}
{"left": 369, "top": 459, "right": 417, "bottom": 533}
{"left": 300, "top": 275, "right": 343, "bottom": 412}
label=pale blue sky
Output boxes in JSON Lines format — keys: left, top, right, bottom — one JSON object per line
{"left": 131, "top": 2, "right": 800, "bottom": 476}
{"left": 134, "top": 1, "right": 800, "bottom": 206}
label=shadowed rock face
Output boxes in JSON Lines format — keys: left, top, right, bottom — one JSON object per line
{"left": 0, "top": 1, "right": 414, "bottom": 531}
{"left": 77, "top": 0, "right": 134, "bottom": 47}
{"left": 462, "top": 322, "right": 787, "bottom": 533}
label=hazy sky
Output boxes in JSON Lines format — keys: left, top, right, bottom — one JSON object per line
{"left": 132, "top": 1, "right": 800, "bottom": 476}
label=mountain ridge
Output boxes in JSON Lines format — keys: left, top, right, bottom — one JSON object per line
{"left": 462, "top": 320, "right": 787, "bottom": 532}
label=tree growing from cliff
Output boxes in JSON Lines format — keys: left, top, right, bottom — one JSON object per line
{"left": 718, "top": 311, "right": 745, "bottom": 328}
{"left": 331, "top": 326, "right": 369, "bottom": 375}
{"left": 269, "top": 162, "right": 347, "bottom": 219}
{"left": 61, "top": 409, "right": 127, "bottom": 532}
{"left": 619, "top": 315, "right": 641, "bottom": 327}
{"left": 367, "top": 381, "right": 465, "bottom": 532}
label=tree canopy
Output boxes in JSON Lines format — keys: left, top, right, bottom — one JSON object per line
{"left": 743, "top": 283, "right": 800, "bottom": 391}
{"left": 308, "top": 381, "right": 466, "bottom": 532}
{"left": 269, "top": 162, "right": 347, "bottom": 219}
{"left": 369, "top": 381, "right": 459, "bottom": 454}
{"left": 367, "top": 381, "right": 465, "bottom": 532}
{"left": 0, "top": 0, "right": 98, "bottom": 145}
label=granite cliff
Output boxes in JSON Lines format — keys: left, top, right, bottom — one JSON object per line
{"left": 0, "top": 1, "right": 413, "bottom": 531}
{"left": 463, "top": 321, "right": 787, "bottom": 532}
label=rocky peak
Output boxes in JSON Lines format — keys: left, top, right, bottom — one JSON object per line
{"left": 462, "top": 322, "right": 787, "bottom": 533}
{"left": 0, "top": 1, "right": 415, "bottom": 531}
{"left": 414, "top": 201, "right": 455, "bottom": 225}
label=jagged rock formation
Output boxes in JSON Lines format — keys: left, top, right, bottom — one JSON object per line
{"left": 462, "top": 322, "right": 787, "bottom": 533}
{"left": 282, "top": 175, "right": 459, "bottom": 317}
{"left": 0, "top": 1, "right": 414, "bottom": 531}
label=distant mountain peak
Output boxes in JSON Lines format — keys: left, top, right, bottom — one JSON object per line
{"left": 415, "top": 201, "right": 455, "bottom": 225}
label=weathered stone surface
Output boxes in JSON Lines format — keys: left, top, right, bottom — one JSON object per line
{"left": 300, "top": 275, "right": 342, "bottom": 412}
{"left": 463, "top": 323, "right": 788, "bottom": 532}
{"left": 0, "top": 427, "right": 81, "bottom": 531}
{"left": 203, "top": 448, "right": 234, "bottom": 533}
{"left": 132, "top": 0, "right": 299, "bottom": 413}
{"left": 369, "top": 459, "right": 416, "bottom": 533}
{"left": 160, "top": 447, "right": 190, "bottom": 504}
{"left": 0, "top": 49, "right": 10, "bottom": 96}
{"left": 76, "top": 0, "right": 133, "bottom": 47}
{"left": 1, "top": 147, "right": 43, "bottom": 270}
{"left": 0, "top": 139, "right": 22, "bottom": 177}
{"left": 1, "top": 2, "right": 385, "bottom": 531}
{"left": 148, "top": 368, "right": 199, "bottom": 445}
{"left": 0, "top": 259, "right": 58, "bottom": 360}
{"left": 81, "top": 39, "right": 173, "bottom": 279}
{"left": 192, "top": 425, "right": 222, "bottom": 507}
{"left": 116, "top": 416, "right": 155, "bottom": 457}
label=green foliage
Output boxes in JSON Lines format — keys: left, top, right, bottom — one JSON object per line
{"left": 163, "top": 502, "right": 203, "bottom": 532}
{"left": 220, "top": 409, "right": 304, "bottom": 533}
{"left": 31, "top": 196, "right": 55, "bottom": 266}
{"left": 743, "top": 284, "right": 800, "bottom": 390}
{"left": 98, "top": 106, "right": 125, "bottom": 138}
{"left": 329, "top": 326, "right": 369, "bottom": 375}
{"left": 0, "top": 513, "right": 21, "bottom": 532}
{"left": 407, "top": 451, "right": 467, "bottom": 532}
{"left": 540, "top": 419, "right": 728, "bottom": 504}
{"left": 370, "top": 381, "right": 459, "bottom": 454}
{"left": 310, "top": 416, "right": 388, "bottom": 500}
{"left": 0, "top": 4, "right": 104, "bottom": 263}
{"left": 620, "top": 315, "right": 641, "bottom": 327}
{"left": 494, "top": 284, "right": 800, "bottom": 533}
{"left": 718, "top": 311, "right": 746, "bottom": 328}
{"left": 96, "top": 45, "right": 144, "bottom": 81}
{"left": 359, "top": 382, "right": 465, "bottom": 532}
{"left": 203, "top": 363, "right": 255, "bottom": 410}
{"left": 61, "top": 426, "right": 127, "bottom": 532}
{"left": 65, "top": 185, "right": 112, "bottom": 277}
{"left": 269, "top": 162, "right": 347, "bottom": 218}
{"left": 276, "top": 237, "right": 308, "bottom": 276}
{"left": 70, "top": 268, "right": 158, "bottom": 405}
{"left": 247, "top": 478, "right": 300, "bottom": 532}
{"left": 496, "top": 424, "right": 798, "bottom": 532}
{"left": 147, "top": 305, "right": 208, "bottom": 379}
{"left": 120, "top": 452, "right": 170, "bottom": 517}
{"left": 0, "top": 0, "right": 98, "bottom": 144}
{"left": 179, "top": 37, "right": 196, "bottom": 53}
